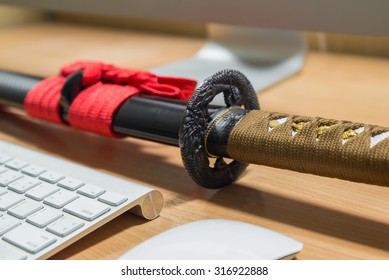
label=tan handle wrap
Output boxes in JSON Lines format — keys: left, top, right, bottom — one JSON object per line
{"left": 227, "top": 110, "right": 389, "bottom": 186}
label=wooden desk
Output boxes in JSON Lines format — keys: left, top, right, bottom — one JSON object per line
{"left": 0, "top": 23, "right": 388, "bottom": 260}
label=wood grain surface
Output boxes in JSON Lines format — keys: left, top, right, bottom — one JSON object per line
{"left": 0, "top": 23, "right": 388, "bottom": 260}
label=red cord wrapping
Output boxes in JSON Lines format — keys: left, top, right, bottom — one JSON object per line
{"left": 24, "top": 61, "right": 197, "bottom": 137}
{"left": 24, "top": 76, "right": 66, "bottom": 125}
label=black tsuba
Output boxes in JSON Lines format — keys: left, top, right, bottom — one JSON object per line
{"left": 179, "top": 69, "right": 260, "bottom": 188}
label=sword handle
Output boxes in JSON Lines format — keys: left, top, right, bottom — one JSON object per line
{"left": 180, "top": 69, "right": 389, "bottom": 188}
{"left": 207, "top": 108, "right": 389, "bottom": 186}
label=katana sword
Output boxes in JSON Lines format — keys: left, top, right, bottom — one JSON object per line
{"left": 0, "top": 69, "right": 388, "bottom": 188}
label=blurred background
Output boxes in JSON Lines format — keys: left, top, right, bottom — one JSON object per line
{"left": 0, "top": 4, "right": 388, "bottom": 58}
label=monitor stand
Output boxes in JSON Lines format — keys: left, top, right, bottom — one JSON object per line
{"left": 152, "top": 24, "right": 306, "bottom": 105}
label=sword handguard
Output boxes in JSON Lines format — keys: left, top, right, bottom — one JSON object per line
{"left": 179, "top": 69, "right": 259, "bottom": 188}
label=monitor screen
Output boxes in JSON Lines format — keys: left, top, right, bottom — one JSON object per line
{"left": 2, "top": 0, "right": 388, "bottom": 35}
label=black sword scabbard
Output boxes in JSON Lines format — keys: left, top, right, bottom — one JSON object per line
{"left": 0, "top": 70, "right": 220, "bottom": 146}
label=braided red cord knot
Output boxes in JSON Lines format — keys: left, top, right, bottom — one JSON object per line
{"left": 25, "top": 61, "right": 197, "bottom": 137}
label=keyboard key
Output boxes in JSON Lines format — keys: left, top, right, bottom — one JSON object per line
{"left": 0, "top": 192, "right": 24, "bottom": 211}
{"left": 98, "top": 191, "right": 128, "bottom": 206}
{"left": 8, "top": 200, "right": 43, "bottom": 219}
{"left": 0, "top": 154, "right": 12, "bottom": 164}
{"left": 8, "top": 177, "right": 41, "bottom": 194}
{"left": 0, "top": 243, "right": 27, "bottom": 260}
{"left": 3, "top": 224, "right": 57, "bottom": 254}
{"left": 0, "top": 170, "right": 23, "bottom": 187}
{"left": 0, "top": 189, "right": 6, "bottom": 196}
{"left": 0, "top": 166, "right": 8, "bottom": 174}
{"left": 0, "top": 214, "right": 20, "bottom": 235}
{"left": 46, "top": 216, "right": 84, "bottom": 237}
{"left": 63, "top": 197, "right": 110, "bottom": 221}
{"left": 27, "top": 208, "right": 63, "bottom": 228}
{"left": 77, "top": 184, "right": 105, "bottom": 198}
{"left": 5, "top": 159, "right": 28, "bottom": 170}
{"left": 58, "top": 177, "right": 84, "bottom": 191}
{"left": 39, "top": 171, "right": 65, "bottom": 184}
{"left": 25, "top": 183, "right": 59, "bottom": 201}
{"left": 22, "top": 165, "right": 46, "bottom": 177}
{"left": 44, "top": 190, "right": 78, "bottom": 208}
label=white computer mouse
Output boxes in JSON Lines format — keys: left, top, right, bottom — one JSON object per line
{"left": 118, "top": 219, "right": 303, "bottom": 260}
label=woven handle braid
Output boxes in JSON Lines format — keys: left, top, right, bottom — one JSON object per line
{"left": 227, "top": 110, "right": 389, "bottom": 186}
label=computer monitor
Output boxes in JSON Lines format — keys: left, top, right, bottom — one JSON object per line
{"left": 2, "top": 1, "right": 388, "bottom": 104}
{"left": 3, "top": 0, "right": 388, "bottom": 35}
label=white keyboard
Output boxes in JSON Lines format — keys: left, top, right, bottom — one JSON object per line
{"left": 0, "top": 139, "right": 163, "bottom": 260}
